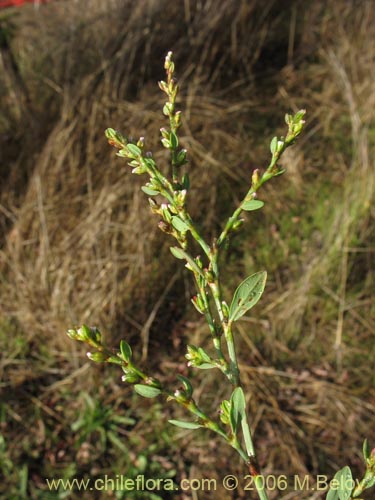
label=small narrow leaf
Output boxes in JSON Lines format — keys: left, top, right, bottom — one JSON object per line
{"left": 178, "top": 150, "right": 188, "bottom": 166}
{"left": 294, "top": 109, "right": 306, "bottom": 121}
{"left": 170, "top": 131, "right": 179, "bottom": 149}
{"left": 182, "top": 173, "right": 190, "bottom": 189}
{"left": 168, "top": 420, "right": 202, "bottom": 430}
{"left": 274, "top": 167, "right": 286, "bottom": 177}
{"left": 127, "top": 143, "right": 142, "bottom": 156}
{"left": 194, "top": 363, "right": 214, "bottom": 370}
{"left": 197, "top": 347, "right": 211, "bottom": 362}
{"left": 170, "top": 247, "right": 205, "bottom": 278}
{"left": 171, "top": 216, "right": 189, "bottom": 232}
{"left": 270, "top": 136, "right": 278, "bottom": 154}
{"left": 231, "top": 387, "right": 246, "bottom": 415}
{"left": 141, "top": 186, "right": 159, "bottom": 196}
{"left": 363, "top": 438, "right": 369, "bottom": 461}
{"left": 229, "top": 387, "right": 245, "bottom": 434}
{"left": 170, "top": 247, "right": 185, "bottom": 259}
{"left": 177, "top": 374, "right": 193, "bottom": 398}
{"left": 229, "top": 271, "right": 267, "bottom": 322}
{"left": 230, "top": 387, "right": 254, "bottom": 456}
{"left": 241, "top": 200, "right": 264, "bottom": 211}
{"left": 134, "top": 385, "right": 161, "bottom": 398}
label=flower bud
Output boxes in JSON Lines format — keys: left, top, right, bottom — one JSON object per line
{"left": 122, "top": 373, "right": 141, "bottom": 384}
{"left": 175, "top": 111, "right": 182, "bottom": 128}
{"left": 158, "top": 81, "right": 168, "bottom": 93}
{"left": 158, "top": 221, "right": 172, "bottom": 234}
{"left": 252, "top": 168, "right": 260, "bottom": 188}
{"left": 87, "top": 351, "right": 107, "bottom": 362}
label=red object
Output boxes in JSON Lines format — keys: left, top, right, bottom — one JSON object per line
{"left": 0, "top": 0, "right": 51, "bottom": 8}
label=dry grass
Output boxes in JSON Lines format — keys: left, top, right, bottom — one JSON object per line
{"left": 0, "top": 0, "right": 374, "bottom": 499}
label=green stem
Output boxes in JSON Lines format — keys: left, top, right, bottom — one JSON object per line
{"left": 193, "top": 274, "right": 231, "bottom": 378}
{"left": 254, "top": 477, "right": 269, "bottom": 500}
{"left": 217, "top": 143, "right": 289, "bottom": 248}
{"left": 181, "top": 210, "right": 211, "bottom": 258}
{"left": 224, "top": 323, "right": 240, "bottom": 385}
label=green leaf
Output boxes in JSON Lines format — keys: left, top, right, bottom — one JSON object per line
{"left": 194, "top": 363, "right": 214, "bottom": 370}
{"left": 170, "top": 247, "right": 205, "bottom": 278}
{"left": 294, "top": 109, "right": 306, "bottom": 121}
{"left": 338, "top": 467, "right": 353, "bottom": 500}
{"left": 168, "top": 420, "right": 202, "bottom": 430}
{"left": 274, "top": 167, "right": 286, "bottom": 177}
{"left": 229, "top": 387, "right": 245, "bottom": 434}
{"left": 326, "top": 485, "right": 339, "bottom": 500}
{"left": 284, "top": 113, "right": 292, "bottom": 125}
{"left": 220, "top": 400, "right": 231, "bottom": 425}
{"left": 270, "top": 136, "right": 278, "bottom": 154}
{"left": 182, "top": 173, "right": 190, "bottom": 189}
{"left": 177, "top": 374, "right": 193, "bottom": 398}
{"left": 230, "top": 387, "right": 254, "bottom": 456}
{"left": 229, "top": 271, "right": 267, "bottom": 322}
{"left": 141, "top": 186, "right": 159, "bottom": 196}
{"left": 197, "top": 347, "right": 211, "bottom": 362}
{"left": 241, "top": 199, "right": 264, "bottom": 211}
{"left": 134, "top": 385, "right": 161, "bottom": 398}
{"left": 326, "top": 467, "right": 353, "bottom": 500}
{"left": 107, "top": 430, "right": 129, "bottom": 454}
{"left": 170, "top": 131, "right": 179, "bottom": 149}
{"left": 363, "top": 438, "right": 369, "bottom": 461}
{"left": 143, "top": 157, "right": 156, "bottom": 169}
{"left": 105, "top": 128, "right": 116, "bottom": 140}
{"left": 170, "top": 246, "right": 185, "bottom": 259}
{"left": 127, "top": 143, "right": 142, "bottom": 156}
{"left": 171, "top": 216, "right": 189, "bottom": 232}
{"left": 229, "top": 388, "right": 253, "bottom": 454}
{"left": 119, "top": 340, "right": 132, "bottom": 362}
{"left": 178, "top": 150, "right": 188, "bottom": 166}
{"left": 366, "top": 475, "right": 375, "bottom": 489}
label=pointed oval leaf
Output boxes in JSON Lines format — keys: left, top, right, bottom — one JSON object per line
{"left": 229, "top": 271, "right": 267, "bottom": 322}
{"left": 197, "top": 347, "right": 211, "bottom": 362}
{"left": 141, "top": 186, "right": 159, "bottom": 196}
{"left": 170, "top": 131, "right": 179, "bottom": 149}
{"left": 170, "top": 246, "right": 185, "bottom": 259}
{"left": 326, "top": 467, "right": 353, "bottom": 500}
{"left": 134, "top": 384, "right": 161, "bottom": 398}
{"left": 171, "top": 216, "right": 189, "bottom": 232}
{"left": 194, "top": 363, "right": 214, "bottom": 370}
{"left": 182, "top": 173, "right": 190, "bottom": 189}
{"left": 176, "top": 374, "right": 193, "bottom": 398}
{"left": 127, "top": 143, "right": 142, "bottom": 156}
{"left": 363, "top": 438, "right": 369, "bottom": 461}
{"left": 242, "top": 200, "right": 264, "bottom": 211}
{"left": 229, "top": 387, "right": 246, "bottom": 434}
{"left": 337, "top": 467, "right": 353, "bottom": 500}
{"left": 168, "top": 420, "right": 202, "bottom": 430}
{"left": 119, "top": 340, "right": 132, "bottom": 362}
{"left": 326, "top": 488, "right": 340, "bottom": 500}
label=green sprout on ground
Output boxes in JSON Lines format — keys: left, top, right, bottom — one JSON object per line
{"left": 67, "top": 52, "right": 374, "bottom": 500}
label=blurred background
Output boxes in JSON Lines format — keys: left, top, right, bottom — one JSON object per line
{"left": 0, "top": 0, "right": 374, "bottom": 498}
